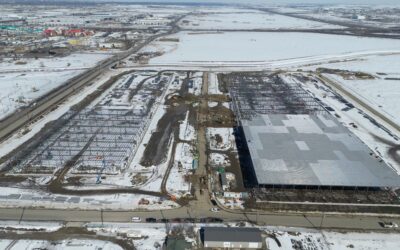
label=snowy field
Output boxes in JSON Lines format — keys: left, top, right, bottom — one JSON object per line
{"left": 179, "top": 11, "right": 342, "bottom": 30}
{"left": 147, "top": 32, "right": 400, "bottom": 66}
{"left": 267, "top": 229, "right": 400, "bottom": 250}
{"left": 0, "top": 53, "right": 110, "bottom": 72}
{"left": 0, "top": 186, "right": 177, "bottom": 210}
{"left": 0, "top": 239, "right": 123, "bottom": 250}
{"left": 0, "top": 53, "right": 110, "bottom": 119}
{"left": 300, "top": 53, "right": 400, "bottom": 124}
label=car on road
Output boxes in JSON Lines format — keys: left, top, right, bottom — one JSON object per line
{"left": 210, "top": 207, "right": 220, "bottom": 212}
{"left": 379, "top": 221, "right": 398, "bottom": 228}
{"left": 208, "top": 217, "right": 223, "bottom": 223}
{"left": 210, "top": 199, "right": 217, "bottom": 206}
{"left": 131, "top": 216, "right": 141, "bottom": 222}
{"left": 146, "top": 218, "right": 157, "bottom": 223}
{"left": 184, "top": 218, "right": 196, "bottom": 223}
{"left": 171, "top": 218, "right": 182, "bottom": 223}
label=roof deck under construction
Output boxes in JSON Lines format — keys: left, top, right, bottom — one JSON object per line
{"left": 228, "top": 73, "right": 400, "bottom": 189}
{"left": 241, "top": 114, "right": 400, "bottom": 188}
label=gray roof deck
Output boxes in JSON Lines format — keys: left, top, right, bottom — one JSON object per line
{"left": 203, "top": 227, "right": 262, "bottom": 242}
{"left": 241, "top": 114, "right": 400, "bottom": 187}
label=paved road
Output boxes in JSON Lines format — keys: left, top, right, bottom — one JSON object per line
{"left": 317, "top": 74, "right": 400, "bottom": 135}
{"left": 1, "top": 207, "right": 399, "bottom": 231}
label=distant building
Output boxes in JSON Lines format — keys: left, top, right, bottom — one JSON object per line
{"left": 44, "top": 28, "right": 94, "bottom": 37}
{"left": 44, "top": 28, "right": 58, "bottom": 37}
{"left": 98, "top": 42, "right": 124, "bottom": 49}
{"left": 202, "top": 227, "right": 262, "bottom": 249}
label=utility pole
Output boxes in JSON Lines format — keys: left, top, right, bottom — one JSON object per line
{"left": 319, "top": 212, "right": 325, "bottom": 229}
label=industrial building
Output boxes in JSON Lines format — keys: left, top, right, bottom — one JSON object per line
{"left": 241, "top": 114, "right": 400, "bottom": 189}
{"left": 227, "top": 73, "right": 400, "bottom": 190}
{"left": 202, "top": 227, "right": 262, "bottom": 249}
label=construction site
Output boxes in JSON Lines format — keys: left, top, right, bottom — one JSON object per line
{"left": 0, "top": 67, "right": 206, "bottom": 210}
{"left": 219, "top": 72, "right": 400, "bottom": 213}
{"left": 2, "top": 2, "right": 400, "bottom": 248}
{"left": 5, "top": 71, "right": 168, "bottom": 176}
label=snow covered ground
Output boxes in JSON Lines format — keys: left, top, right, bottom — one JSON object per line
{"left": 209, "top": 153, "right": 230, "bottom": 168}
{"left": 179, "top": 11, "right": 343, "bottom": 30}
{"left": 0, "top": 239, "right": 123, "bottom": 250}
{"left": 0, "top": 220, "right": 62, "bottom": 232}
{"left": 0, "top": 71, "right": 83, "bottom": 118}
{"left": 207, "top": 128, "right": 235, "bottom": 151}
{"left": 0, "top": 53, "right": 111, "bottom": 119}
{"left": 147, "top": 32, "right": 400, "bottom": 66}
{"left": 86, "top": 222, "right": 196, "bottom": 250}
{"left": 126, "top": 74, "right": 179, "bottom": 192}
{"left": 208, "top": 101, "right": 218, "bottom": 107}
{"left": 166, "top": 143, "right": 193, "bottom": 198}
{"left": 89, "top": 224, "right": 166, "bottom": 250}
{"left": 266, "top": 229, "right": 400, "bottom": 250}
{"left": 0, "top": 186, "right": 177, "bottom": 210}
{"left": 0, "top": 53, "right": 109, "bottom": 72}
{"left": 208, "top": 72, "right": 222, "bottom": 95}
{"left": 179, "top": 111, "right": 196, "bottom": 141}
{"left": 299, "top": 53, "right": 400, "bottom": 124}
{"left": 188, "top": 73, "right": 202, "bottom": 96}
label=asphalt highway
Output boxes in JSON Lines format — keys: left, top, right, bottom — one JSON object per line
{"left": 1, "top": 206, "right": 399, "bottom": 231}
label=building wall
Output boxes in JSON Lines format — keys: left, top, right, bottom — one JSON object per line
{"left": 204, "top": 240, "right": 262, "bottom": 249}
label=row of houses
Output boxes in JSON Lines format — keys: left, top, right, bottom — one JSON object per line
{"left": 44, "top": 28, "right": 94, "bottom": 37}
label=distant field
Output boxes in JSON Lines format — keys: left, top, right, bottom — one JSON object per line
{"left": 179, "top": 11, "right": 343, "bottom": 30}
{"left": 0, "top": 53, "right": 110, "bottom": 119}
{"left": 302, "top": 53, "right": 400, "bottom": 124}
{"left": 147, "top": 31, "right": 400, "bottom": 65}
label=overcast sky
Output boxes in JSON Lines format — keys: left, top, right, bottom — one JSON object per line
{"left": 95, "top": 0, "right": 399, "bottom": 5}
{"left": 10, "top": 0, "right": 398, "bottom": 6}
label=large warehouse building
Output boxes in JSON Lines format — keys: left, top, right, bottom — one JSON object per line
{"left": 241, "top": 114, "right": 400, "bottom": 189}
{"left": 227, "top": 72, "right": 400, "bottom": 190}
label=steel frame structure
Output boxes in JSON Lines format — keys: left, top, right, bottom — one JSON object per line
{"left": 228, "top": 73, "right": 325, "bottom": 120}
{"left": 7, "top": 71, "right": 169, "bottom": 175}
